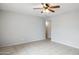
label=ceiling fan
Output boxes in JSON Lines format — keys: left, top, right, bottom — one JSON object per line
{"left": 33, "top": 3, "right": 60, "bottom": 13}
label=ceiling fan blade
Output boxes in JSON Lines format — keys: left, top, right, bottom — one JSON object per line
{"left": 41, "top": 3, "right": 47, "bottom": 8}
{"left": 41, "top": 3, "right": 50, "bottom": 7}
{"left": 45, "top": 3, "right": 50, "bottom": 7}
{"left": 41, "top": 3, "right": 44, "bottom": 5}
{"left": 48, "top": 9, "right": 55, "bottom": 12}
{"left": 50, "top": 5, "right": 60, "bottom": 8}
{"left": 41, "top": 11, "right": 43, "bottom": 13}
{"left": 33, "top": 8, "right": 43, "bottom": 9}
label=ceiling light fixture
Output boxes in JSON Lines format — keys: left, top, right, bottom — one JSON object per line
{"left": 33, "top": 3, "right": 60, "bottom": 13}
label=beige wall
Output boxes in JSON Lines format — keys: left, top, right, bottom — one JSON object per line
{"left": 51, "top": 10, "right": 79, "bottom": 49}
{"left": 0, "top": 10, "right": 45, "bottom": 47}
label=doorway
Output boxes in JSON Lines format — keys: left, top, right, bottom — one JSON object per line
{"left": 45, "top": 20, "right": 51, "bottom": 40}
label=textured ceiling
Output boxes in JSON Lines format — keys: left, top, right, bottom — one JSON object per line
{"left": 0, "top": 3, "right": 79, "bottom": 18}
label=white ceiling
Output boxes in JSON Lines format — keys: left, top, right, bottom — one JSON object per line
{"left": 0, "top": 3, "right": 79, "bottom": 18}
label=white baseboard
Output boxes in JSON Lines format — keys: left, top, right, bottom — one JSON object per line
{"left": 0, "top": 38, "right": 45, "bottom": 47}
{"left": 51, "top": 39, "right": 79, "bottom": 49}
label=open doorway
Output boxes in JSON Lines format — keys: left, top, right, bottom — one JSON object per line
{"left": 45, "top": 20, "right": 51, "bottom": 40}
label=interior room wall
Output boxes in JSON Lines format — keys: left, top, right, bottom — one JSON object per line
{"left": 51, "top": 10, "right": 79, "bottom": 48}
{"left": 0, "top": 10, "right": 45, "bottom": 47}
